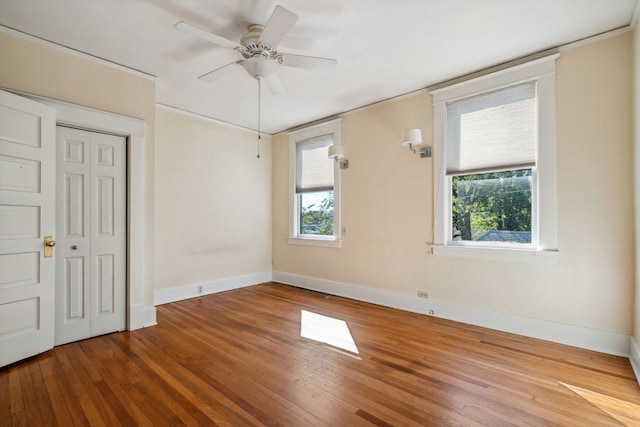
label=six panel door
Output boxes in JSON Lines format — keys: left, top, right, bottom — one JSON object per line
{"left": 55, "top": 126, "right": 126, "bottom": 345}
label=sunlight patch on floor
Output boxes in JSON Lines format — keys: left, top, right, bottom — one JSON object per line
{"left": 561, "top": 382, "right": 640, "bottom": 426}
{"left": 300, "top": 310, "right": 359, "bottom": 355}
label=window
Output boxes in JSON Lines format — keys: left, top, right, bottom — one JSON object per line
{"left": 288, "top": 119, "right": 341, "bottom": 247}
{"left": 448, "top": 82, "right": 536, "bottom": 246}
{"left": 431, "top": 55, "right": 558, "bottom": 262}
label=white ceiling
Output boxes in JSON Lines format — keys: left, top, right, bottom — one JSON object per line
{"left": 0, "top": 0, "right": 637, "bottom": 134}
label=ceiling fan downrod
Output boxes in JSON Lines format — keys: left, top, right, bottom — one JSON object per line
{"left": 256, "top": 76, "right": 262, "bottom": 159}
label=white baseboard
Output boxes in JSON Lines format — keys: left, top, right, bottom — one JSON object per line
{"left": 154, "top": 272, "right": 272, "bottom": 306}
{"left": 630, "top": 338, "right": 640, "bottom": 386}
{"left": 273, "top": 271, "right": 631, "bottom": 357}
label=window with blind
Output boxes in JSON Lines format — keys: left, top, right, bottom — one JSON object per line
{"left": 288, "top": 119, "right": 342, "bottom": 247}
{"left": 431, "top": 55, "right": 558, "bottom": 260}
{"left": 296, "top": 134, "right": 334, "bottom": 236}
{"left": 447, "top": 82, "right": 536, "bottom": 245}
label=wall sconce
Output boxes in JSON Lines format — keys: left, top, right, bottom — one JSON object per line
{"left": 328, "top": 145, "right": 349, "bottom": 169}
{"left": 402, "top": 129, "right": 431, "bottom": 158}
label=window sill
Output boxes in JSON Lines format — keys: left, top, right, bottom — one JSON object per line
{"left": 288, "top": 237, "right": 342, "bottom": 248}
{"left": 431, "top": 244, "right": 558, "bottom": 263}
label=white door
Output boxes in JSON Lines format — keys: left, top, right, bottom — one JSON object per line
{"left": 0, "top": 90, "right": 56, "bottom": 367}
{"left": 55, "top": 126, "right": 126, "bottom": 346}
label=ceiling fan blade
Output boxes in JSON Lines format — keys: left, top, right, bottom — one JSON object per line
{"left": 279, "top": 53, "right": 337, "bottom": 71}
{"left": 264, "top": 72, "right": 286, "bottom": 95}
{"left": 259, "top": 5, "right": 298, "bottom": 49}
{"left": 199, "top": 61, "right": 242, "bottom": 82}
{"left": 175, "top": 21, "right": 240, "bottom": 49}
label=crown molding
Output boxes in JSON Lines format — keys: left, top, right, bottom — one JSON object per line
{"left": 0, "top": 25, "right": 156, "bottom": 81}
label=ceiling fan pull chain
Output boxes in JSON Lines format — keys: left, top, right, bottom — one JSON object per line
{"left": 257, "top": 76, "right": 261, "bottom": 159}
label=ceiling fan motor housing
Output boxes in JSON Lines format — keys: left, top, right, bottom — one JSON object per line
{"left": 240, "top": 24, "right": 264, "bottom": 46}
{"left": 238, "top": 25, "right": 281, "bottom": 61}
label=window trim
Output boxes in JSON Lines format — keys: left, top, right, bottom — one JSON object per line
{"left": 288, "top": 119, "right": 342, "bottom": 248}
{"left": 430, "top": 55, "right": 559, "bottom": 262}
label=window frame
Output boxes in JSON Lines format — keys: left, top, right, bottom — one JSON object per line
{"left": 430, "top": 55, "right": 559, "bottom": 262}
{"left": 288, "top": 119, "right": 342, "bottom": 248}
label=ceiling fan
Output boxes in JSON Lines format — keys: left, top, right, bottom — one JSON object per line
{"left": 175, "top": 5, "right": 337, "bottom": 94}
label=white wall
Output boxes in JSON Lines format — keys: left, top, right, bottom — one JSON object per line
{"left": 272, "top": 32, "right": 634, "bottom": 350}
{"left": 154, "top": 107, "right": 272, "bottom": 303}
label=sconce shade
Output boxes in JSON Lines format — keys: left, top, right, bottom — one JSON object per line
{"left": 402, "top": 129, "right": 422, "bottom": 146}
{"left": 328, "top": 144, "right": 344, "bottom": 159}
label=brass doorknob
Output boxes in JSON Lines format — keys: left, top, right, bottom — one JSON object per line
{"left": 44, "top": 236, "right": 55, "bottom": 258}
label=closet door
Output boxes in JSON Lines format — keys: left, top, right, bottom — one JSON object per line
{"left": 55, "top": 126, "right": 125, "bottom": 345}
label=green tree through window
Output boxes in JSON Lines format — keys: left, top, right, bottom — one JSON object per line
{"left": 452, "top": 169, "right": 532, "bottom": 243}
{"left": 299, "top": 191, "right": 334, "bottom": 236}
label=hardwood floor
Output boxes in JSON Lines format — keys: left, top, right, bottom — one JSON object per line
{"left": 2, "top": 282, "right": 639, "bottom": 426}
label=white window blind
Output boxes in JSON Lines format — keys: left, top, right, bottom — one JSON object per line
{"left": 296, "top": 133, "right": 334, "bottom": 193}
{"left": 446, "top": 81, "right": 537, "bottom": 175}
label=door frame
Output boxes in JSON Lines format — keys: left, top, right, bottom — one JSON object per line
{"left": 17, "top": 92, "right": 148, "bottom": 330}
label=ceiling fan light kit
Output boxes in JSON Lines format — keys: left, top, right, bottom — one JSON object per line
{"left": 242, "top": 56, "right": 276, "bottom": 79}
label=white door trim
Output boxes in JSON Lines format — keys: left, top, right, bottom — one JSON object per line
{"left": 16, "top": 92, "right": 148, "bottom": 330}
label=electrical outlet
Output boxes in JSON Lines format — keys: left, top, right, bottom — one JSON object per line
{"left": 197, "top": 285, "right": 203, "bottom": 294}
{"left": 428, "top": 310, "right": 435, "bottom": 315}
{"left": 417, "top": 290, "right": 429, "bottom": 299}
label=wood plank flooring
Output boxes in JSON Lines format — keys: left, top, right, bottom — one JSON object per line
{"left": 2, "top": 282, "right": 639, "bottom": 426}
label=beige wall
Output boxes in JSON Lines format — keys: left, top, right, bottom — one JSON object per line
{"left": 0, "top": 31, "right": 157, "bottom": 308}
{"left": 0, "top": 31, "right": 272, "bottom": 308}
{"left": 273, "top": 32, "right": 634, "bottom": 335}
{"left": 154, "top": 107, "right": 272, "bottom": 291}
{"left": 633, "top": 23, "right": 640, "bottom": 348}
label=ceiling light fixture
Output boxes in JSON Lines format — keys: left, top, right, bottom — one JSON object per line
{"left": 175, "top": 5, "right": 338, "bottom": 159}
